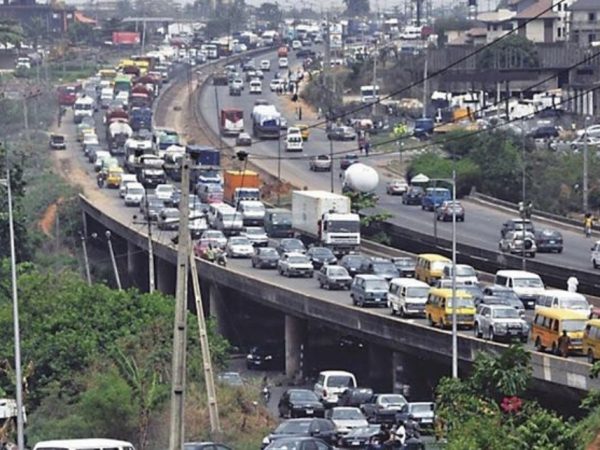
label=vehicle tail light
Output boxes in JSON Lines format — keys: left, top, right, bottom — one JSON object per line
{"left": 323, "top": 389, "right": 327, "bottom": 397}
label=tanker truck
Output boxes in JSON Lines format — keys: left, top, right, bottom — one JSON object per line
{"left": 342, "top": 163, "right": 380, "bottom": 197}
{"left": 291, "top": 190, "right": 361, "bottom": 255}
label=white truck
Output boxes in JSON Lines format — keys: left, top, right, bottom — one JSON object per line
{"left": 291, "top": 190, "right": 361, "bottom": 255}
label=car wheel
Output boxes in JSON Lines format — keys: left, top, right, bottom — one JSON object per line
{"left": 251, "top": 260, "right": 256, "bottom": 268}
{"left": 428, "top": 315, "right": 434, "bottom": 327}
{"left": 551, "top": 342, "right": 559, "bottom": 356}
{"left": 588, "top": 350, "right": 595, "bottom": 364}
{"left": 475, "top": 323, "right": 482, "bottom": 338}
{"left": 535, "top": 337, "right": 545, "bottom": 352}
{"left": 399, "top": 306, "right": 406, "bottom": 318}
{"left": 489, "top": 328, "right": 495, "bottom": 341}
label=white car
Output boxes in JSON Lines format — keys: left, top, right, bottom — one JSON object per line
{"left": 270, "top": 78, "right": 284, "bottom": 91}
{"left": 328, "top": 407, "right": 368, "bottom": 435}
{"left": 576, "top": 124, "right": 600, "bottom": 139}
{"left": 242, "top": 227, "right": 269, "bottom": 246}
{"left": 278, "top": 252, "right": 313, "bottom": 278}
{"left": 249, "top": 80, "right": 262, "bottom": 94}
{"left": 82, "top": 133, "right": 99, "bottom": 150}
{"left": 259, "top": 59, "right": 271, "bottom": 71}
{"left": 94, "top": 151, "right": 111, "bottom": 172}
{"left": 119, "top": 174, "right": 138, "bottom": 198}
{"left": 231, "top": 78, "right": 244, "bottom": 91}
{"left": 291, "top": 40, "right": 302, "bottom": 50}
{"left": 225, "top": 236, "right": 255, "bottom": 258}
{"left": 155, "top": 184, "right": 174, "bottom": 202}
{"left": 200, "top": 230, "right": 227, "bottom": 249}
{"left": 124, "top": 182, "right": 145, "bottom": 207}
{"left": 189, "top": 212, "right": 208, "bottom": 238}
{"left": 442, "top": 263, "right": 478, "bottom": 285}
{"left": 278, "top": 57, "right": 289, "bottom": 69}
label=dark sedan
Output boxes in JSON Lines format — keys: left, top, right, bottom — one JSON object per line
{"left": 246, "top": 343, "right": 284, "bottom": 370}
{"left": 276, "top": 238, "right": 307, "bottom": 255}
{"left": 535, "top": 229, "right": 563, "bottom": 253}
{"left": 184, "top": 442, "right": 231, "bottom": 450}
{"left": 339, "top": 254, "right": 371, "bottom": 277}
{"left": 316, "top": 265, "right": 352, "bottom": 290}
{"left": 262, "top": 418, "right": 337, "bottom": 449}
{"left": 265, "top": 437, "right": 333, "bottom": 450}
{"left": 338, "top": 425, "right": 381, "bottom": 449}
{"left": 402, "top": 186, "right": 424, "bottom": 205}
{"left": 337, "top": 388, "right": 374, "bottom": 408}
{"left": 367, "top": 258, "right": 400, "bottom": 281}
{"left": 278, "top": 389, "right": 325, "bottom": 419}
{"left": 306, "top": 246, "right": 337, "bottom": 269}
{"left": 340, "top": 154, "right": 359, "bottom": 170}
{"left": 252, "top": 247, "right": 280, "bottom": 269}
{"left": 140, "top": 195, "right": 165, "bottom": 221}
{"left": 327, "top": 126, "right": 357, "bottom": 141}
{"left": 391, "top": 257, "right": 416, "bottom": 277}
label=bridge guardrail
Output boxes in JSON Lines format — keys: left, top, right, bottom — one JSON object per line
{"left": 364, "top": 219, "right": 600, "bottom": 298}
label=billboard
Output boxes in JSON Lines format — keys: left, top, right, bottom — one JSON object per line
{"left": 112, "top": 31, "right": 141, "bottom": 45}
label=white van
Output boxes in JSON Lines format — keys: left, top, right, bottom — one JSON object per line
{"left": 388, "top": 278, "right": 430, "bottom": 317}
{"left": 34, "top": 439, "right": 135, "bottom": 450}
{"left": 249, "top": 79, "right": 262, "bottom": 94}
{"left": 494, "top": 270, "right": 545, "bottom": 309}
{"left": 100, "top": 87, "right": 114, "bottom": 108}
{"left": 124, "top": 182, "right": 145, "bottom": 206}
{"left": 215, "top": 206, "right": 244, "bottom": 236}
{"left": 73, "top": 95, "right": 95, "bottom": 123}
{"left": 237, "top": 200, "right": 266, "bottom": 226}
{"left": 286, "top": 133, "right": 303, "bottom": 152}
{"left": 119, "top": 173, "right": 138, "bottom": 197}
{"left": 536, "top": 289, "right": 591, "bottom": 313}
{"left": 314, "top": 370, "right": 357, "bottom": 406}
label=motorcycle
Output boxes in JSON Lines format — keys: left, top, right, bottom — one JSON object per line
{"left": 262, "top": 386, "right": 271, "bottom": 404}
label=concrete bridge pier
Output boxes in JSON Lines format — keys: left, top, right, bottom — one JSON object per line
{"left": 156, "top": 259, "right": 176, "bottom": 295}
{"left": 285, "top": 315, "right": 307, "bottom": 379}
{"left": 367, "top": 344, "right": 393, "bottom": 392}
{"left": 127, "top": 241, "right": 148, "bottom": 290}
{"left": 208, "top": 282, "right": 228, "bottom": 337}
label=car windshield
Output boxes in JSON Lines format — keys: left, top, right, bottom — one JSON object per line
{"left": 349, "top": 426, "right": 381, "bottom": 436}
{"left": 455, "top": 266, "right": 475, "bottom": 277}
{"left": 245, "top": 228, "right": 264, "bottom": 235}
{"left": 394, "top": 258, "right": 414, "bottom": 267}
{"left": 380, "top": 395, "right": 405, "bottom": 405}
{"left": 332, "top": 409, "right": 363, "bottom": 420}
{"left": 449, "top": 297, "right": 474, "bottom": 308}
{"left": 244, "top": 204, "right": 264, "bottom": 212}
{"left": 329, "top": 267, "right": 349, "bottom": 277}
{"left": 274, "top": 421, "right": 311, "bottom": 434}
{"left": 288, "top": 256, "right": 309, "bottom": 264}
{"left": 260, "top": 248, "right": 278, "bottom": 257}
{"left": 343, "top": 256, "right": 366, "bottom": 266}
{"left": 230, "top": 238, "right": 250, "bottom": 245}
{"left": 562, "top": 299, "right": 589, "bottom": 310}
{"left": 492, "top": 308, "right": 520, "bottom": 319}
{"left": 513, "top": 278, "right": 543, "bottom": 288}
{"left": 562, "top": 319, "right": 587, "bottom": 332}
{"left": 410, "top": 404, "right": 433, "bottom": 413}
{"left": 205, "top": 231, "right": 224, "bottom": 239}
{"left": 431, "top": 261, "right": 448, "bottom": 271}
{"left": 326, "top": 220, "right": 360, "bottom": 233}
{"left": 289, "top": 391, "right": 318, "bottom": 402}
{"left": 284, "top": 240, "right": 304, "bottom": 250}
{"left": 311, "top": 248, "right": 334, "bottom": 257}
{"left": 372, "top": 262, "right": 397, "bottom": 273}
{"left": 129, "top": 188, "right": 144, "bottom": 195}
{"left": 271, "top": 213, "right": 292, "bottom": 225}
{"left": 407, "top": 287, "right": 430, "bottom": 297}
{"left": 365, "top": 280, "right": 389, "bottom": 290}
{"left": 222, "top": 213, "right": 239, "bottom": 222}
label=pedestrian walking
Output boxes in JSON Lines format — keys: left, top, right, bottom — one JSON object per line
{"left": 567, "top": 275, "right": 579, "bottom": 293}
{"left": 298, "top": 106, "right": 302, "bottom": 120}
{"left": 364, "top": 141, "right": 371, "bottom": 156}
{"left": 584, "top": 213, "right": 594, "bottom": 238}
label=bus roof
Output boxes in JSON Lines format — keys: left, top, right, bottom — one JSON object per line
{"left": 34, "top": 439, "right": 135, "bottom": 450}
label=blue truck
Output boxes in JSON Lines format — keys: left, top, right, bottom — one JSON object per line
{"left": 421, "top": 187, "right": 451, "bottom": 211}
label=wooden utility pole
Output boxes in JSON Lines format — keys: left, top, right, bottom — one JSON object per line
{"left": 168, "top": 157, "right": 191, "bottom": 450}
{"left": 189, "top": 254, "right": 221, "bottom": 435}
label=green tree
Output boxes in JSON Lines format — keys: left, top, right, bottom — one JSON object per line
{"left": 256, "top": 2, "right": 282, "bottom": 28}
{"left": 343, "top": 0, "right": 369, "bottom": 16}
{"left": 478, "top": 35, "right": 539, "bottom": 70}
{"left": 0, "top": 20, "right": 23, "bottom": 48}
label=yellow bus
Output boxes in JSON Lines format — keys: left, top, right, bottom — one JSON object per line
{"left": 415, "top": 253, "right": 451, "bottom": 285}
{"left": 98, "top": 69, "right": 117, "bottom": 82}
{"left": 531, "top": 307, "right": 588, "bottom": 355}
{"left": 425, "top": 288, "right": 475, "bottom": 329}
{"left": 583, "top": 319, "right": 600, "bottom": 362}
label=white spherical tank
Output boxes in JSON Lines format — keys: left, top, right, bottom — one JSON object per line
{"left": 344, "top": 163, "right": 379, "bottom": 192}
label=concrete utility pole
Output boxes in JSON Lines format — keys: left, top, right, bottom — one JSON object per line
{"left": 189, "top": 254, "right": 221, "bottom": 435}
{"left": 80, "top": 233, "right": 92, "bottom": 286}
{"left": 2, "top": 163, "right": 25, "bottom": 450}
{"left": 372, "top": 41, "right": 378, "bottom": 116}
{"left": 583, "top": 116, "right": 590, "bottom": 213}
{"left": 144, "top": 195, "right": 156, "bottom": 293}
{"left": 105, "top": 230, "right": 122, "bottom": 291}
{"left": 168, "top": 157, "right": 191, "bottom": 450}
{"left": 422, "top": 49, "right": 428, "bottom": 119}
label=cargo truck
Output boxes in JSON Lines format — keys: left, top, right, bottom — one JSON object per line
{"left": 187, "top": 145, "right": 221, "bottom": 186}
{"left": 224, "top": 169, "right": 260, "bottom": 206}
{"left": 291, "top": 190, "right": 361, "bottom": 255}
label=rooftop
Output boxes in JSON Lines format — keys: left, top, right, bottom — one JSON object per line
{"left": 514, "top": 0, "right": 559, "bottom": 19}
{"left": 569, "top": 0, "right": 600, "bottom": 11}
{"left": 478, "top": 8, "right": 517, "bottom": 23}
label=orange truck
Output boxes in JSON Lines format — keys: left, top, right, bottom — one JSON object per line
{"left": 223, "top": 169, "right": 261, "bottom": 205}
{"left": 277, "top": 46, "right": 288, "bottom": 58}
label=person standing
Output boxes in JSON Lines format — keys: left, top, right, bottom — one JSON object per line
{"left": 558, "top": 330, "right": 571, "bottom": 358}
{"left": 567, "top": 275, "right": 579, "bottom": 293}
{"left": 584, "top": 213, "right": 594, "bottom": 238}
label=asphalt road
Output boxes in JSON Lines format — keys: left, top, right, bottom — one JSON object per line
{"left": 198, "top": 48, "right": 600, "bottom": 280}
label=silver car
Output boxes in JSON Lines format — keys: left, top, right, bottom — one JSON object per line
{"left": 498, "top": 231, "right": 537, "bottom": 257}
{"left": 474, "top": 304, "right": 529, "bottom": 342}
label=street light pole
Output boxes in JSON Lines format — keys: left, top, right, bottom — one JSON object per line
{"left": 3, "top": 166, "right": 25, "bottom": 450}
{"left": 330, "top": 132, "right": 334, "bottom": 193}
{"left": 583, "top": 116, "right": 590, "bottom": 214}
{"left": 521, "top": 129, "right": 526, "bottom": 271}
{"left": 451, "top": 170, "right": 458, "bottom": 379}
{"left": 277, "top": 132, "right": 281, "bottom": 206}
